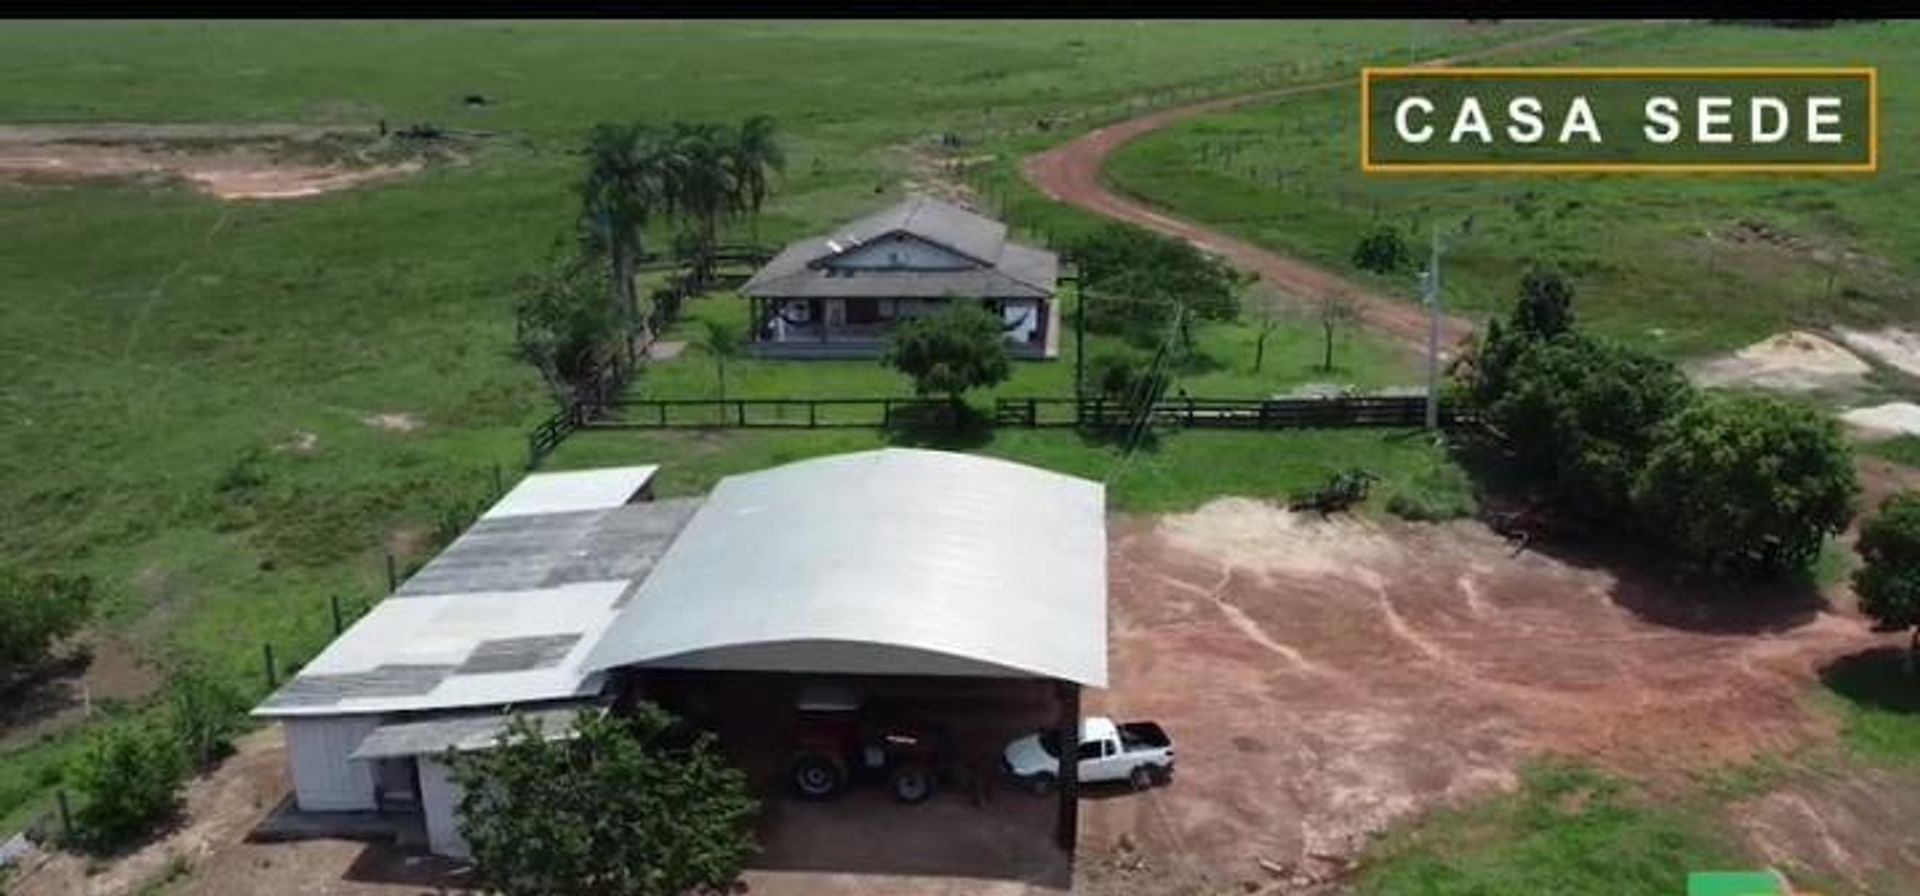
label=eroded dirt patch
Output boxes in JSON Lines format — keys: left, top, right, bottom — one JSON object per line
{"left": 1689, "top": 330, "right": 1873, "bottom": 395}
{"left": 360, "top": 412, "right": 423, "bottom": 433}
{"left": 1084, "top": 499, "right": 1884, "bottom": 894}
{"left": 0, "top": 124, "right": 459, "bottom": 200}
{"left": 1732, "top": 766, "right": 1920, "bottom": 894}
{"left": 1836, "top": 326, "right": 1920, "bottom": 380}
{"left": 1842, "top": 402, "right": 1920, "bottom": 440}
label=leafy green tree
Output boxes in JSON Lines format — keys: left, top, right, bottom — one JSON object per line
{"left": 1486, "top": 333, "right": 1694, "bottom": 515}
{"left": 512, "top": 259, "right": 617, "bottom": 407}
{"left": 69, "top": 718, "right": 190, "bottom": 846}
{"left": 884, "top": 303, "right": 1011, "bottom": 404}
{"left": 1855, "top": 491, "right": 1920, "bottom": 674}
{"left": 166, "top": 658, "right": 249, "bottom": 769}
{"left": 1351, "top": 225, "right": 1410, "bottom": 273}
{"left": 450, "top": 707, "right": 757, "bottom": 896}
{"left": 1633, "top": 394, "right": 1859, "bottom": 577}
{"left": 1514, "top": 266, "right": 1575, "bottom": 339}
{"left": 1069, "top": 224, "right": 1241, "bottom": 350}
{"left": 1088, "top": 348, "right": 1169, "bottom": 415}
{"left": 0, "top": 570, "right": 94, "bottom": 686}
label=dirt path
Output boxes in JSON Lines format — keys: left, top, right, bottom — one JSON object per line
{"left": 1022, "top": 23, "right": 1637, "bottom": 351}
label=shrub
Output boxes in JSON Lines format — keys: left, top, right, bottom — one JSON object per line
{"left": 1351, "top": 225, "right": 1410, "bottom": 273}
{"left": 0, "top": 571, "right": 95, "bottom": 686}
{"left": 1513, "top": 266, "right": 1575, "bottom": 339}
{"left": 1855, "top": 491, "right": 1920, "bottom": 671}
{"left": 1633, "top": 394, "right": 1859, "bottom": 577}
{"left": 166, "top": 660, "right": 250, "bottom": 769}
{"left": 68, "top": 718, "right": 190, "bottom": 846}
{"left": 451, "top": 706, "right": 757, "bottom": 896}
{"left": 883, "top": 303, "right": 1011, "bottom": 403}
{"left": 1087, "top": 348, "right": 1169, "bottom": 412}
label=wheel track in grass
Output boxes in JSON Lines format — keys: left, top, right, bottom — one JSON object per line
{"left": 1022, "top": 22, "right": 1646, "bottom": 352}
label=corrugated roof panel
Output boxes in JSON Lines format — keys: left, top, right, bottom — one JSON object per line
{"left": 582, "top": 449, "right": 1108, "bottom": 687}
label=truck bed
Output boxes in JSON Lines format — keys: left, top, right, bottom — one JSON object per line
{"left": 1118, "top": 721, "right": 1170, "bottom": 751}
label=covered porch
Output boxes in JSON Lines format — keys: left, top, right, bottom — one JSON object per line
{"left": 747, "top": 296, "right": 1057, "bottom": 360}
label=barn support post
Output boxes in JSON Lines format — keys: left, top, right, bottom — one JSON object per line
{"left": 1054, "top": 680, "right": 1080, "bottom": 852}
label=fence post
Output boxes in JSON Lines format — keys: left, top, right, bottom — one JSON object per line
{"left": 883, "top": 400, "right": 893, "bottom": 429}
{"left": 385, "top": 551, "right": 398, "bottom": 594}
{"left": 808, "top": 401, "right": 818, "bottom": 429}
{"left": 738, "top": 400, "right": 747, "bottom": 427}
{"left": 263, "top": 642, "right": 278, "bottom": 688}
{"left": 330, "top": 595, "right": 343, "bottom": 636}
{"left": 492, "top": 462, "right": 504, "bottom": 497}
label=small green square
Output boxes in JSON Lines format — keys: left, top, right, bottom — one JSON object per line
{"left": 1688, "top": 870, "right": 1785, "bottom": 896}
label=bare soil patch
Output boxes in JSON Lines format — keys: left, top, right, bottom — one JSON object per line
{"left": 1085, "top": 500, "right": 1882, "bottom": 894}
{"left": 0, "top": 124, "right": 458, "bottom": 201}
{"left": 359, "top": 412, "right": 423, "bottom": 433}
{"left": 1842, "top": 402, "right": 1920, "bottom": 440}
{"left": 1688, "top": 330, "right": 1873, "bottom": 394}
{"left": 0, "top": 634, "right": 160, "bottom": 751}
{"left": 1835, "top": 326, "right": 1920, "bottom": 380}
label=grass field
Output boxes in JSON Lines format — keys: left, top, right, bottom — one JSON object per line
{"left": 1104, "top": 21, "right": 1920, "bottom": 357}
{"left": 0, "top": 20, "right": 1558, "bottom": 830}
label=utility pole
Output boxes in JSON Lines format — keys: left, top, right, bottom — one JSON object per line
{"left": 1420, "top": 229, "right": 1442, "bottom": 432}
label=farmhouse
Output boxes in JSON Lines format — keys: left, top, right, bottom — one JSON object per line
{"left": 251, "top": 449, "right": 1107, "bottom": 860}
{"left": 740, "top": 194, "right": 1061, "bottom": 359}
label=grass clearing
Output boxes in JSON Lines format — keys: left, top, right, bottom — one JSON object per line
{"left": 548, "top": 424, "right": 1470, "bottom": 516}
{"left": 0, "top": 21, "right": 1553, "bottom": 827}
{"left": 1356, "top": 761, "right": 1746, "bottom": 896}
{"left": 1103, "top": 21, "right": 1920, "bottom": 358}
{"left": 1820, "top": 648, "right": 1920, "bottom": 768}
{"left": 638, "top": 286, "right": 1419, "bottom": 404}
{"left": 1863, "top": 436, "right": 1920, "bottom": 469}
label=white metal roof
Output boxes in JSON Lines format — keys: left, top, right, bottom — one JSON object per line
{"left": 481, "top": 466, "right": 658, "bottom": 520}
{"left": 348, "top": 703, "right": 598, "bottom": 761}
{"left": 253, "top": 581, "right": 624, "bottom": 718}
{"left": 582, "top": 448, "right": 1108, "bottom": 687}
{"left": 252, "top": 477, "right": 698, "bottom": 720}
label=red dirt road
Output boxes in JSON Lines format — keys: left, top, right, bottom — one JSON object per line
{"left": 1021, "top": 24, "right": 1635, "bottom": 351}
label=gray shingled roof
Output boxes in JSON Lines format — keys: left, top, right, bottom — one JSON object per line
{"left": 742, "top": 195, "right": 1057, "bottom": 301}
{"left": 398, "top": 499, "right": 703, "bottom": 599}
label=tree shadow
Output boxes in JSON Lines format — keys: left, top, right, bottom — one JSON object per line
{"left": 1820, "top": 647, "right": 1920, "bottom": 716}
{"left": 340, "top": 841, "right": 475, "bottom": 890}
{"left": 1447, "top": 439, "right": 1829, "bottom": 637}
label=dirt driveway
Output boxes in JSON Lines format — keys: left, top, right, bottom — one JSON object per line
{"left": 1081, "top": 501, "right": 1886, "bottom": 894}
{"left": 1021, "top": 24, "right": 1638, "bottom": 352}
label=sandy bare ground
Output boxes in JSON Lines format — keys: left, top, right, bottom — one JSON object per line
{"left": 1020, "top": 24, "right": 1638, "bottom": 353}
{"left": 1842, "top": 402, "right": 1920, "bottom": 440}
{"left": 1836, "top": 327, "right": 1920, "bottom": 380}
{"left": 1688, "top": 331, "right": 1874, "bottom": 395}
{"left": 0, "top": 124, "right": 433, "bottom": 200}
{"left": 1083, "top": 501, "right": 1893, "bottom": 894}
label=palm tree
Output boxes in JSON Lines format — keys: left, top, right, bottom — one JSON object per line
{"left": 730, "top": 115, "right": 784, "bottom": 245}
{"left": 579, "top": 123, "right": 663, "bottom": 336}
{"left": 659, "top": 121, "right": 737, "bottom": 289}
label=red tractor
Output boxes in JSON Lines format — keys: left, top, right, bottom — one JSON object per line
{"left": 788, "top": 687, "right": 949, "bottom": 804}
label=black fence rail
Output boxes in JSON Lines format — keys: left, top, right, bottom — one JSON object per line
{"left": 586, "top": 397, "right": 965, "bottom": 430}
{"left": 1008, "top": 394, "right": 1473, "bottom": 429}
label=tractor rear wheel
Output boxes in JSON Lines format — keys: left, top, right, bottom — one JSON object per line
{"left": 791, "top": 752, "right": 848, "bottom": 800}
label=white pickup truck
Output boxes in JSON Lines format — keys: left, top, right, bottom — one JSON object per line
{"left": 1001, "top": 716, "right": 1174, "bottom": 794}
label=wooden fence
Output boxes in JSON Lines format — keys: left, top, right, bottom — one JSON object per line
{"left": 564, "top": 393, "right": 1470, "bottom": 433}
